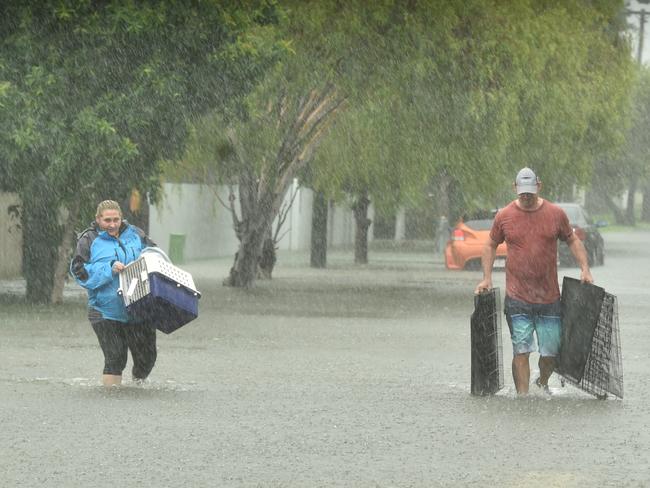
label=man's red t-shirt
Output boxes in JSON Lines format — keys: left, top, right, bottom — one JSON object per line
{"left": 490, "top": 199, "right": 574, "bottom": 304}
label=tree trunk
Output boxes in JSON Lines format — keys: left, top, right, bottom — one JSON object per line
{"left": 224, "top": 167, "right": 277, "bottom": 288}
{"left": 50, "top": 202, "right": 80, "bottom": 304}
{"left": 625, "top": 179, "right": 637, "bottom": 225}
{"left": 258, "top": 226, "right": 276, "bottom": 279}
{"left": 22, "top": 179, "right": 60, "bottom": 304}
{"left": 642, "top": 185, "right": 650, "bottom": 223}
{"left": 310, "top": 191, "right": 328, "bottom": 268}
{"left": 352, "top": 190, "right": 371, "bottom": 265}
{"left": 225, "top": 218, "right": 267, "bottom": 287}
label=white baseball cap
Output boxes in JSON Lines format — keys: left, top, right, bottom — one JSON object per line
{"left": 515, "top": 167, "right": 539, "bottom": 194}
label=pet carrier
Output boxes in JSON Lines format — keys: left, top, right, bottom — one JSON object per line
{"left": 118, "top": 247, "right": 201, "bottom": 334}
{"left": 557, "top": 277, "right": 623, "bottom": 399}
{"left": 470, "top": 288, "right": 504, "bottom": 396}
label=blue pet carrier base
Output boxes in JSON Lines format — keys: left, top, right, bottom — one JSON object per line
{"left": 127, "top": 273, "right": 199, "bottom": 334}
{"left": 118, "top": 248, "right": 201, "bottom": 335}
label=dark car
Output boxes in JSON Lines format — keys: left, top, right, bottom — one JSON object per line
{"left": 556, "top": 202, "right": 606, "bottom": 267}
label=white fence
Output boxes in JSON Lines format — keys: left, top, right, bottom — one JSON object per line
{"left": 0, "top": 185, "right": 373, "bottom": 274}
{"left": 149, "top": 182, "right": 370, "bottom": 261}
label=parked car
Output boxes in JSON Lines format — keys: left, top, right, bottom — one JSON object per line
{"left": 556, "top": 202, "right": 606, "bottom": 267}
{"left": 444, "top": 212, "right": 507, "bottom": 270}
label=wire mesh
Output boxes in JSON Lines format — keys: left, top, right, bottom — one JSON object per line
{"left": 558, "top": 277, "right": 623, "bottom": 399}
{"left": 119, "top": 258, "right": 151, "bottom": 307}
{"left": 470, "top": 288, "right": 504, "bottom": 396}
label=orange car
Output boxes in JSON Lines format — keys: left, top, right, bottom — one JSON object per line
{"left": 444, "top": 217, "right": 507, "bottom": 270}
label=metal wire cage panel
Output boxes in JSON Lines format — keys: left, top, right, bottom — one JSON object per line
{"left": 470, "top": 288, "right": 504, "bottom": 396}
{"left": 118, "top": 248, "right": 201, "bottom": 334}
{"left": 557, "top": 277, "right": 623, "bottom": 399}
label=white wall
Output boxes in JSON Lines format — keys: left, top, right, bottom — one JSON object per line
{"left": 394, "top": 206, "right": 406, "bottom": 241}
{"left": 149, "top": 183, "right": 239, "bottom": 260}
{"left": 275, "top": 179, "right": 314, "bottom": 251}
{"left": 327, "top": 202, "right": 354, "bottom": 247}
{"left": 0, "top": 193, "right": 22, "bottom": 278}
{"left": 148, "top": 182, "right": 367, "bottom": 260}
{"left": 327, "top": 199, "right": 374, "bottom": 247}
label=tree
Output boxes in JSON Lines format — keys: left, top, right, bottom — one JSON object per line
{"left": 598, "top": 66, "right": 650, "bottom": 224}
{"left": 176, "top": 81, "right": 345, "bottom": 286}
{"left": 175, "top": 0, "right": 634, "bottom": 280}
{"left": 315, "top": 0, "right": 634, "bottom": 258}
{"left": 310, "top": 191, "right": 328, "bottom": 268}
{"left": 0, "top": 1, "right": 281, "bottom": 302}
{"left": 502, "top": 1, "right": 632, "bottom": 202}
{"left": 176, "top": 1, "right": 412, "bottom": 286}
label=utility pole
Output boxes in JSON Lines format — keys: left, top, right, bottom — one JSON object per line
{"left": 627, "top": 9, "right": 647, "bottom": 65}
{"left": 625, "top": 9, "right": 648, "bottom": 223}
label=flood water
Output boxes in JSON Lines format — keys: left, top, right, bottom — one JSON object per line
{"left": 1, "top": 230, "right": 649, "bottom": 487}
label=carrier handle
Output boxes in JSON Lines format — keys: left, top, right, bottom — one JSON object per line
{"left": 141, "top": 246, "right": 172, "bottom": 263}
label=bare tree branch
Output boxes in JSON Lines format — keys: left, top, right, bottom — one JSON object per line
{"left": 275, "top": 228, "right": 291, "bottom": 244}
{"left": 280, "top": 90, "right": 344, "bottom": 168}
{"left": 212, "top": 187, "right": 231, "bottom": 211}
{"left": 275, "top": 88, "right": 330, "bottom": 168}
{"left": 273, "top": 95, "right": 347, "bottom": 207}
{"left": 285, "top": 96, "right": 346, "bottom": 166}
{"left": 218, "top": 185, "right": 242, "bottom": 241}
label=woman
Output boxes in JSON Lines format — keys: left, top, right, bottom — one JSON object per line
{"left": 70, "top": 200, "right": 157, "bottom": 386}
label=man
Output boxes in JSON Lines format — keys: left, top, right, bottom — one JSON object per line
{"left": 475, "top": 168, "right": 593, "bottom": 395}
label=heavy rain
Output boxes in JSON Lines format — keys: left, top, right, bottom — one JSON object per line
{"left": 1, "top": 1, "right": 650, "bottom": 487}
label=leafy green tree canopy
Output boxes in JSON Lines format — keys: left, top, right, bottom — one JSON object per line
{"left": 0, "top": 0, "right": 283, "bottom": 302}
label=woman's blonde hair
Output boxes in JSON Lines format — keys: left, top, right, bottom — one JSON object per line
{"left": 95, "top": 200, "right": 122, "bottom": 217}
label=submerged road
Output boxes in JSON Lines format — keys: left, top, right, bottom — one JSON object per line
{"left": 1, "top": 230, "right": 648, "bottom": 487}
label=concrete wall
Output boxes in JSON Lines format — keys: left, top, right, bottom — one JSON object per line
{"left": 149, "top": 183, "right": 240, "bottom": 260}
{"left": 275, "top": 179, "right": 314, "bottom": 252}
{"left": 148, "top": 182, "right": 365, "bottom": 260}
{"left": 0, "top": 185, "right": 377, "bottom": 276}
{"left": 327, "top": 199, "right": 374, "bottom": 247}
{"left": 0, "top": 193, "right": 22, "bottom": 278}
{"left": 327, "top": 203, "right": 354, "bottom": 247}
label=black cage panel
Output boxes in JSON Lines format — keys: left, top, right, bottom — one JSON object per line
{"left": 557, "top": 277, "right": 623, "bottom": 399}
{"left": 470, "top": 288, "right": 504, "bottom": 396}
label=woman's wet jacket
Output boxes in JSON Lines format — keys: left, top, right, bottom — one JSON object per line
{"left": 70, "top": 221, "right": 155, "bottom": 323}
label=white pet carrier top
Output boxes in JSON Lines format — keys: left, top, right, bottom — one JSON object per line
{"left": 118, "top": 247, "right": 200, "bottom": 307}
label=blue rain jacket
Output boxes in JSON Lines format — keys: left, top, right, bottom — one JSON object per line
{"left": 71, "top": 222, "right": 151, "bottom": 323}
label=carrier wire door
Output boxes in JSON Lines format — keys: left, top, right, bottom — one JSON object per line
{"left": 557, "top": 277, "right": 623, "bottom": 399}
{"left": 470, "top": 288, "right": 504, "bottom": 396}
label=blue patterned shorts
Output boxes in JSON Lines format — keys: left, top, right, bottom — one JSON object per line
{"left": 504, "top": 296, "right": 562, "bottom": 357}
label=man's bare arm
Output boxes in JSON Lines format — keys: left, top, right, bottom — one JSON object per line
{"left": 566, "top": 235, "right": 594, "bottom": 284}
{"left": 475, "top": 239, "right": 499, "bottom": 294}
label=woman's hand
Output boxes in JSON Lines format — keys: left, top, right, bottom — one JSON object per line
{"left": 111, "top": 261, "right": 126, "bottom": 274}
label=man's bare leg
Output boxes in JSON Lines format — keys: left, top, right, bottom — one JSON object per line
{"left": 538, "top": 356, "right": 555, "bottom": 386}
{"left": 512, "top": 353, "right": 530, "bottom": 394}
{"left": 102, "top": 374, "right": 122, "bottom": 387}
